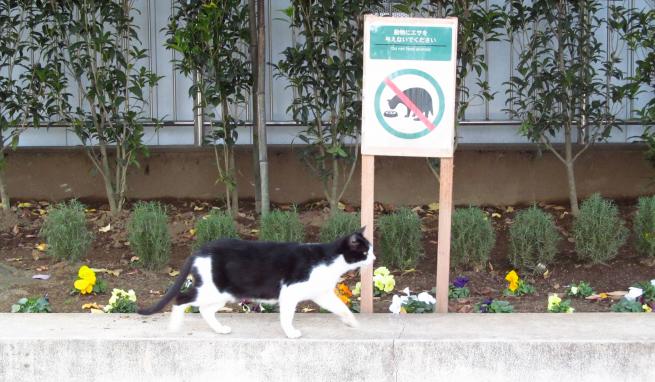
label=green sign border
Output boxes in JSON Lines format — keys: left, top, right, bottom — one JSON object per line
{"left": 374, "top": 69, "right": 445, "bottom": 139}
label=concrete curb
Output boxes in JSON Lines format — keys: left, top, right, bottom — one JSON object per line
{"left": 1, "top": 313, "right": 654, "bottom": 381}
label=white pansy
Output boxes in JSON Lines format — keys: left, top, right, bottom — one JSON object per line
{"left": 389, "top": 295, "right": 403, "bottom": 314}
{"left": 570, "top": 286, "right": 579, "bottom": 295}
{"left": 417, "top": 292, "right": 436, "bottom": 305}
{"left": 625, "top": 287, "right": 644, "bottom": 302}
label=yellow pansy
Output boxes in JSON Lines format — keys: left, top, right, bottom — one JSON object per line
{"left": 643, "top": 304, "right": 652, "bottom": 313}
{"left": 505, "top": 270, "right": 519, "bottom": 292}
{"left": 548, "top": 294, "right": 562, "bottom": 311}
{"left": 74, "top": 265, "right": 96, "bottom": 295}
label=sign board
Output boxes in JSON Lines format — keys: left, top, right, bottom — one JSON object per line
{"left": 362, "top": 16, "right": 457, "bottom": 158}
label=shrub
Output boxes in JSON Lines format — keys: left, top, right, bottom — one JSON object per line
{"left": 259, "top": 209, "right": 304, "bottom": 242}
{"left": 128, "top": 202, "right": 171, "bottom": 270}
{"left": 451, "top": 207, "right": 495, "bottom": 268}
{"left": 634, "top": 196, "right": 655, "bottom": 257}
{"left": 378, "top": 208, "right": 423, "bottom": 270}
{"left": 508, "top": 206, "right": 560, "bottom": 272}
{"left": 572, "top": 194, "right": 627, "bottom": 264}
{"left": 319, "top": 211, "right": 360, "bottom": 242}
{"left": 193, "top": 210, "right": 239, "bottom": 250}
{"left": 39, "top": 199, "right": 93, "bottom": 262}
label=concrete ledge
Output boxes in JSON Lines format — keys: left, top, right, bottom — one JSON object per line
{"left": 1, "top": 313, "right": 654, "bottom": 381}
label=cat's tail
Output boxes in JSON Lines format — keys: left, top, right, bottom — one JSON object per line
{"left": 137, "top": 255, "right": 194, "bottom": 315}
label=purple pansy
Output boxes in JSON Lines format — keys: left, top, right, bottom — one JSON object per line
{"left": 453, "top": 276, "right": 469, "bottom": 288}
{"left": 478, "top": 298, "right": 493, "bottom": 313}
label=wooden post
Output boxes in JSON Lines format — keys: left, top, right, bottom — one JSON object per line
{"left": 436, "top": 157, "right": 454, "bottom": 313}
{"left": 360, "top": 155, "right": 375, "bottom": 313}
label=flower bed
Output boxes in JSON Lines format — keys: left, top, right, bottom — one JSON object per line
{"left": 1, "top": 199, "right": 654, "bottom": 314}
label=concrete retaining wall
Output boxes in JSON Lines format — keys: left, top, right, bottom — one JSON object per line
{"left": 1, "top": 313, "right": 654, "bottom": 381}
{"left": 4, "top": 145, "right": 655, "bottom": 206}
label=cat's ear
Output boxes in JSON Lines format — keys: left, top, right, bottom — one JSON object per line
{"left": 347, "top": 229, "right": 367, "bottom": 251}
{"left": 348, "top": 234, "right": 361, "bottom": 251}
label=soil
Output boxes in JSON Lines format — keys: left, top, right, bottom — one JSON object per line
{"left": 1, "top": 199, "right": 653, "bottom": 314}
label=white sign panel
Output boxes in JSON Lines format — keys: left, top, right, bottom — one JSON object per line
{"left": 361, "top": 16, "right": 457, "bottom": 158}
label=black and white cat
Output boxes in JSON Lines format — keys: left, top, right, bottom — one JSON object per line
{"left": 138, "top": 229, "right": 374, "bottom": 339}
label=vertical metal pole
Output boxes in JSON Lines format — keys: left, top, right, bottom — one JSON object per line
{"left": 360, "top": 155, "right": 375, "bottom": 313}
{"left": 436, "top": 156, "right": 454, "bottom": 313}
{"left": 257, "top": 0, "right": 269, "bottom": 215}
{"left": 193, "top": 70, "right": 204, "bottom": 146}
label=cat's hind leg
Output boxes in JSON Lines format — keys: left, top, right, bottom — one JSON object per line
{"left": 168, "top": 288, "right": 197, "bottom": 332}
{"left": 199, "top": 302, "right": 232, "bottom": 334}
{"left": 168, "top": 304, "right": 187, "bottom": 332}
{"left": 313, "top": 292, "right": 359, "bottom": 328}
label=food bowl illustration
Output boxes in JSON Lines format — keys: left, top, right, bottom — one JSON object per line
{"left": 383, "top": 110, "right": 398, "bottom": 118}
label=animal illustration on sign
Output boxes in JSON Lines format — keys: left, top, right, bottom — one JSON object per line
{"left": 387, "top": 87, "right": 433, "bottom": 120}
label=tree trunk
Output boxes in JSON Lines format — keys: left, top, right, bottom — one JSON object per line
{"left": 0, "top": 147, "right": 9, "bottom": 211}
{"left": 329, "top": 156, "right": 339, "bottom": 212}
{"left": 229, "top": 148, "right": 239, "bottom": 215}
{"left": 256, "top": 0, "right": 269, "bottom": 215}
{"left": 98, "top": 144, "right": 119, "bottom": 215}
{"left": 249, "top": 0, "right": 262, "bottom": 214}
{"left": 564, "top": 125, "right": 580, "bottom": 216}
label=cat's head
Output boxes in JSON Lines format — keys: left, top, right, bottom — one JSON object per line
{"left": 338, "top": 228, "right": 375, "bottom": 268}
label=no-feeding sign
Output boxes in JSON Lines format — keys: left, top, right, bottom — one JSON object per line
{"left": 362, "top": 16, "right": 457, "bottom": 158}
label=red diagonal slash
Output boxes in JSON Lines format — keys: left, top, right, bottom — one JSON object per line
{"left": 383, "top": 77, "right": 435, "bottom": 131}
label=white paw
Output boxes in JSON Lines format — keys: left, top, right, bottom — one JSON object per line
{"left": 168, "top": 322, "right": 182, "bottom": 333}
{"left": 215, "top": 325, "right": 232, "bottom": 334}
{"left": 342, "top": 317, "right": 359, "bottom": 328}
{"left": 284, "top": 328, "right": 302, "bottom": 339}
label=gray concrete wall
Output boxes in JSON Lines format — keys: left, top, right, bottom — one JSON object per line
{"left": 1, "top": 313, "right": 654, "bottom": 381}
{"left": 4, "top": 145, "right": 654, "bottom": 206}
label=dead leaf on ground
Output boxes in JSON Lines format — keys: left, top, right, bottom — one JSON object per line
{"left": 98, "top": 223, "right": 111, "bottom": 233}
{"left": 149, "top": 290, "right": 162, "bottom": 295}
{"left": 35, "top": 243, "right": 48, "bottom": 252}
{"left": 477, "top": 286, "right": 497, "bottom": 296}
{"left": 606, "top": 291, "right": 627, "bottom": 300}
{"left": 506, "top": 206, "right": 515, "bottom": 213}
{"left": 6, "top": 257, "right": 22, "bottom": 262}
{"left": 92, "top": 268, "right": 122, "bottom": 277}
{"left": 301, "top": 307, "right": 315, "bottom": 313}
{"left": 428, "top": 202, "right": 439, "bottom": 212}
{"left": 31, "top": 250, "right": 43, "bottom": 261}
{"left": 82, "top": 302, "right": 103, "bottom": 310}
{"left": 36, "top": 265, "right": 48, "bottom": 272}
{"left": 130, "top": 256, "right": 140, "bottom": 263}
{"left": 457, "top": 304, "right": 473, "bottom": 313}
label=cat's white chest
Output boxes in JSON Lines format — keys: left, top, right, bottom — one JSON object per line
{"left": 281, "top": 257, "right": 349, "bottom": 300}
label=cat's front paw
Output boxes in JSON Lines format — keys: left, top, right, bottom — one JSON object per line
{"left": 284, "top": 328, "right": 302, "bottom": 339}
{"left": 215, "top": 325, "right": 232, "bottom": 334}
{"left": 342, "top": 317, "right": 359, "bottom": 328}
